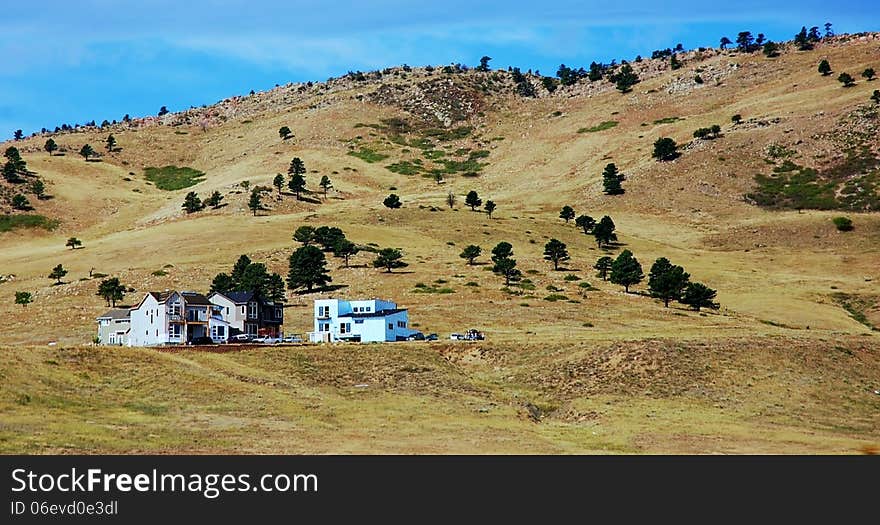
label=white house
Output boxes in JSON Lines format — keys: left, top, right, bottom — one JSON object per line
{"left": 127, "top": 291, "right": 230, "bottom": 346}
{"left": 309, "top": 298, "right": 419, "bottom": 343}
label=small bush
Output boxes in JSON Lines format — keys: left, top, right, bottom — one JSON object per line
{"left": 833, "top": 217, "right": 854, "bottom": 231}
{"left": 577, "top": 121, "right": 618, "bottom": 133}
{"left": 543, "top": 294, "right": 568, "bottom": 302}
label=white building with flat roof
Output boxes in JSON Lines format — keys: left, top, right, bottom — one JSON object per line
{"left": 309, "top": 298, "right": 418, "bottom": 343}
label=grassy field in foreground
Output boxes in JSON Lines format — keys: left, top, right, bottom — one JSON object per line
{"left": 1, "top": 337, "right": 877, "bottom": 454}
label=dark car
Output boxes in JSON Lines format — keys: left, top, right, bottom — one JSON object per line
{"left": 406, "top": 332, "right": 425, "bottom": 341}
{"left": 425, "top": 333, "right": 439, "bottom": 341}
{"left": 189, "top": 336, "right": 215, "bottom": 345}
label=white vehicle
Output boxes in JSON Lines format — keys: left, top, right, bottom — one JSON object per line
{"left": 282, "top": 335, "right": 304, "bottom": 343}
{"left": 254, "top": 336, "right": 282, "bottom": 344}
{"left": 230, "top": 333, "right": 252, "bottom": 342}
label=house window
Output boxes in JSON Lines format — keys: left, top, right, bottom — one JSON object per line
{"left": 397, "top": 321, "right": 406, "bottom": 328}
{"left": 354, "top": 319, "right": 364, "bottom": 324}
{"left": 388, "top": 323, "right": 394, "bottom": 330}
{"left": 319, "top": 323, "right": 330, "bottom": 332}
{"left": 340, "top": 323, "right": 351, "bottom": 334}
{"left": 365, "top": 307, "right": 371, "bottom": 312}
{"left": 318, "top": 305, "right": 330, "bottom": 318}
{"left": 169, "top": 303, "right": 181, "bottom": 316}
{"left": 212, "top": 326, "right": 225, "bottom": 338}
{"left": 248, "top": 302, "right": 258, "bottom": 319}
{"left": 275, "top": 307, "right": 282, "bottom": 319}
{"left": 241, "top": 306, "right": 246, "bottom": 315}
{"left": 170, "top": 324, "right": 181, "bottom": 338}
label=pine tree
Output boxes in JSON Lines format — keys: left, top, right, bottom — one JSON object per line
{"left": 248, "top": 189, "right": 262, "bottom": 216}
{"left": 266, "top": 273, "right": 286, "bottom": 302}
{"left": 44, "top": 138, "right": 58, "bottom": 156}
{"left": 681, "top": 282, "right": 719, "bottom": 311}
{"left": 279, "top": 126, "right": 293, "bottom": 140}
{"left": 491, "top": 242, "right": 520, "bottom": 285}
{"left": 11, "top": 194, "right": 30, "bottom": 210}
{"left": 273, "top": 174, "right": 285, "bottom": 195}
{"left": 288, "top": 173, "right": 306, "bottom": 199}
{"left": 332, "top": 238, "right": 359, "bottom": 267}
{"left": 49, "top": 264, "right": 68, "bottom": 285}
{"left": 182, "top": 192, "right": 203, "bottom": 214}
{"left": 613, "top": 63, "right": 639, "bottom": 93}
{"left": 861, "top": 68, "right": 875, "bottom": 81}
{"left": 837, "top": 72, "right": 855, "bottom": 87}
{"left": 720, "top": 37, "right": 732, "bottom": 50}
{"left": 610, "top": 250, "right": 643, "bottom": 293}
{"left": 14, "top": 291, "right": 32, "bottom": 307}
{"left": 818, "top": 59, "right": 832, "bottom": 76}
{"left": 383, "top": 194, "right": 402, "bottom": 209}
{"left": 493, "top": 257, "right": 520, "bottom": 286}
{"left": 288, "top": 157, "right": 306, "bottom": 177}
{"left": 559, "top": 205, "right": 575, "bottom": 223}
{"left": 210, "top": 273, "right": 235, "bottom": 294}
{"left": 491, "top": 242, "right": 514, "bottom": 263}
{"left": 105, "top": 134, "right": 117, "bottom": 152}
{"left": 647, "top": 257, "right": 690, "bottom": 307}
{"left": 314, "top": 226, "right": 345, "bottom": 251}
{"left": 79, "top": 144, "right": 95, "bottom": 161}
{"left": 576, "top": 215, "right": 596, "bottom": 234}
{"left": 484, "top": 200, "right": 496, "bottom": 218}
{"left": 652, "top": 137, "right": 678, "bottom": 161}
{"left": 593, "top": 216, "right": 617, "bottom": 248}
{"left": 66, "top": 237, "right": 82, "bottom": 249}
{"left": 287, "top": 245, "right": 331, "bottom": 291}
{"left": 96, "top": 277, "right": 126, "bottom": 306}
{"left": 465, "top": 190, "right": 482, "bottom": 211}
{"left": 602, "top": 163, "right": 625, "bottom": 195}
{"left": 594, "top": 256, "right": 613, "bottom": 280}
{"left": 31, "top": 179, "right": 45, "bottom": 199}
{"left": 372, "top": 248, "right": 407, "bottom": 272}
{"left": 543, "top": 239, "right": 569, "bottom": 270}
{"left": 206, "top": 191, "right": 223, "bottom": 208}
{"left": 293, "top": 225, "right": 316, "bottom": 245}
{"left": 459, "top": 245, "right": 482, "bottom": 265}
{"left": 231, "top": 255, "right": 252, "bottom": 285}
{"left": 319, "top": 175, "right": 332, "bottom": 196}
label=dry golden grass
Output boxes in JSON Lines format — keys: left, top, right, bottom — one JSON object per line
{"left": 0, "top": 36, "right": 878, "bottom": 453}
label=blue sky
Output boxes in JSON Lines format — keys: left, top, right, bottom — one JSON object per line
{"left": 2, "top": 1, "right": 878, "bottom": 138}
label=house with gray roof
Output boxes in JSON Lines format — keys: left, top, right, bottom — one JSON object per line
{"left": 96, "top": 308, "right": 131, "bottom": 346}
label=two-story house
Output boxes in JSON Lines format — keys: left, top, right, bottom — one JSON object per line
{"left": 127, "top": 291, "right": 230, "bottom": 346}
{"left": 309, "top": 298, "right": 418, "bottom": 343}
{"left": 96, "top": 309, "right": 131, "bottom": 346}
{"left": 208, "top": 291, "right": 284, "bottom": 337}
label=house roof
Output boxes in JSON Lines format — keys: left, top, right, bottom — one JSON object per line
{"left": 97, "top": 308, "right": 131, "bottom": 320}
{"left": 147, "top": 291, "right": 174, "bottom": 303}
{"left": 180, "top": 291, "right": 212, "bottom": 305}
{"left": 217, "top": 291, "right": 256, "bottom": 304}
{"left": 344, "top": 308, "right": 407, "bottom": 319}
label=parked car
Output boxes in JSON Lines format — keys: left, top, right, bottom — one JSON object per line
{"left": 425, "top": 333, "right": 439, "bottom": 341}
{"left": 189, "top": 336, "right": 215, "bottom": 345}
{"left": 231, "top": 333, "right": 252, "bottom": 342}
{"left": 451, "top": 329, "right": 484, "bottom": 341}
{"left": 406, "top": 332, "right": 425, "bottom": 341}
{"left": 253, "top": 336, "right": 282, "bottom": 344}
{"left": 282, "top": 335, "right": 304, "bottom": 343}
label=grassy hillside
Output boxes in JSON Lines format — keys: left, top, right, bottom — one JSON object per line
{"left": 0, "top": 33, "right": 878, "bottom": 453}
{"left": 1, "top": 337, "right": 878, "bottom": 454}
